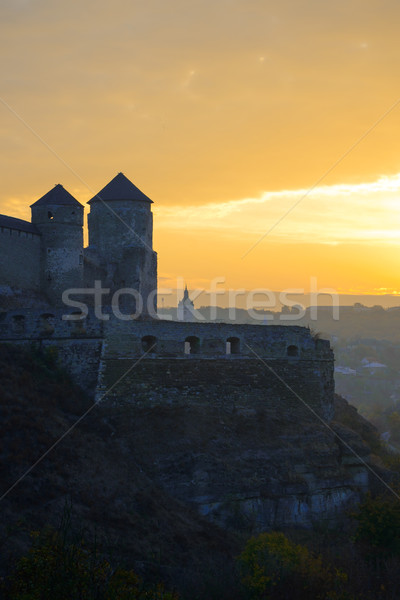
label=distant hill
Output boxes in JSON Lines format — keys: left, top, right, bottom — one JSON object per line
{"left": 158, "top": 304, "right": 400, "bottom": 342}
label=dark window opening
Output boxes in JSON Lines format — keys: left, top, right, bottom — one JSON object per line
{"left": 226, "top": 336, "right": 240, "bottom": 355}
{"left": 12, "top": 315, "right": 25, "bottom": 334}
{"left": 184, "top": 336, "right": 200, "bottom": 355}
{"left": 141, "top": 335, "right": 157, "bottom": 354}
{"left": 287, "top": 345, "right": 299, "bottom": 357}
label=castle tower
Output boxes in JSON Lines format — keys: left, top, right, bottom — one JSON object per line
{"left": 86, "top": 173, "right": 157, "bottom": 317}
{"left": 31, "top": 184, "right": 84, "bottom": 305}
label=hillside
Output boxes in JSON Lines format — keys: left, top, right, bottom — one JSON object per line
{"left": 0, "top": 343, "right": 387, "bottom": 588}
{"left": 0, "top": 345, "right": 235, "bottom": 584}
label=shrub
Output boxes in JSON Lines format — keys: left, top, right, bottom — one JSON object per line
{"left": 353, "top": 492, "right": 400, "bottom": 558}
{"left": 237, "top": 531, "right": 349, "bottom": 600}
{"left": 4, "top": 528, "right": 178, "bottom": 600}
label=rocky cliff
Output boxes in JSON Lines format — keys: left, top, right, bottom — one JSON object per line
{"left": 0, "top": 344, "right": 383, "bottom": 577}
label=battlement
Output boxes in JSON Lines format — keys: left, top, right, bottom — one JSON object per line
{"left": 0, "top": 310, "right": 332, "bottom": 361}
{"left": 104, "top": 318, "right": 332, "bottom": 360}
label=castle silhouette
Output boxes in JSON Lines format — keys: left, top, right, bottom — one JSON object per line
{"left": 0, "top": 173, "right": 157, "bottom": 314}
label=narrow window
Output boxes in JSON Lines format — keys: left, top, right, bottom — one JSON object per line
{"left": 226, "top": 337, "right": 240, "bottom": 354}
{"left": 184, "top": 336, "right": 200, "bottom": 355}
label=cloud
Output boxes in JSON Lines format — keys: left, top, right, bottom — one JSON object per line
{"left": 154, "top": 173, "right": 400, "bottom": 244}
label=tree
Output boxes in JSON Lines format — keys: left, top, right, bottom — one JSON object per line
{"left": 4, "top": 528, "right": 178, "bottom": 600}
{"left": 237, "top": 531, "right": 348, "bottom": 599}
{"left": 353, "top": 492, "right": 400, "bottom": 557}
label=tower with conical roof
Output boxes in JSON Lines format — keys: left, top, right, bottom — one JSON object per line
{"left": 86, "top": 173, "right": 157, "bottom": 316}
{"left": 31, "top": 184, "right": 84, "bottom": 304}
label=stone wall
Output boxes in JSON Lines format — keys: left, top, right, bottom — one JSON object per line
{"left": 0, "top": 309, "right": 103, "bottom": 340}
{"left": 103, "top": 318, "right": 332, "bottom": 360}
{"left": 100, "top": 357, "right": 334, "bottom": 417}
{"left": 31, "top": 203, "right": 84, "bottom": 305}
{"left": 0, "top": 227, "right": 41, "bottom": 291}
{"left": 0, "top": 311, "right": 334, "bottom": 415}
{"left": 87, "top": 199, "right": 153, "bottom": 258}
{"left": 0, "top": 309, "right": 103, "bottom": 393}
{"left": 99, "top": 319, "right": 334, "bottom": 419}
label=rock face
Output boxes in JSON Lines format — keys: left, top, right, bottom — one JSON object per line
{"left": 0, "top": 344, "right": 382, "bottom": 580}
{"left": 0, "top": 315, "right": 376, "bottom": 531}
{"left": 100, "top": 393, "right": 371, "bottom": 531}
{"left": 99, "top": 353, "right": 370, "bottom": 531}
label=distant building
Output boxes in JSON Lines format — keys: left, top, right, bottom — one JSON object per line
{"left": 177, "top": 285, "right": 196, "bottom": 321}
{"left": 335, "top": 366, "right": 357, "bottom": 376}
{"left": 361, "top": 361, "right": 387, "bottom": 371}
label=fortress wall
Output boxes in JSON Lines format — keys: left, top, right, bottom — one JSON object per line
{"left": 0, "top": 311, "right": 330, "bottom": 360}
{"left": 104, "top": 319, "right": 332, "bottom": 360}
{"left": 0, "top": 309, "right": 103, "bottom": 340}
{"left": 0, "top": 312, "right": 334, "bottom": 410}
{"left": 0, "top": 337, "right": 103, "bottom": 394}
{"left": 99, "top": 319, "right": 334, "bottom": 418}
{"left": 0, "top": 228, "right": 41, "bottom": 291}
{"left": 40, "top": 338, "right": 103, "bottom": 393}
{"left": 100, "top": 357, "right": 334, "bottom": 419}
{"left": 0, "top": 310, "right": 104, "bottom": 393}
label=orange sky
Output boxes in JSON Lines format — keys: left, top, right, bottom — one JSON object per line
{"left": 1, "top": 0, "right": 400, "bottom": 300}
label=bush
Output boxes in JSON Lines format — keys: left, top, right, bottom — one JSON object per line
{"left": 353, "top": 492, "right": 400, "bottom": 558}
{"left": 237, "top": 531, "right": 349, "bottom": 600}
{"left": 3, "top": 527, "right": 178, "bottom": 600}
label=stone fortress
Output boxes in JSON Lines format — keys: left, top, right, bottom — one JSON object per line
{"left": 0, "top": 173, "right": 157, "bottom": 314}
{"left": 0, "top": 173, "right": 370, "bottom": 528}
{"left": 0, "top": 172, "right": 333, "bottom": 400}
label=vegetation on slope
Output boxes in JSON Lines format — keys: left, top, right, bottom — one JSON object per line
{"left": 2, "top": 344, "right": 400, "bottom": 598}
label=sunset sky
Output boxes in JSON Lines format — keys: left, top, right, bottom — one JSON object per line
{"left": 1, "top": 0, "right": 400, "bottom": 303}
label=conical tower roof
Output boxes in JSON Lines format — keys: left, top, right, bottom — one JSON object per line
{"left": 88, "top": 172, "right": 153, "bottom": 204}
{"left": 30, "top": 184, "right": 83, "bottom": 208}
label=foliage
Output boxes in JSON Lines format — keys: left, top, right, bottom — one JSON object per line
{"left": 237, "top": 531, "right": 349, "bottom": 600}
{"left": 353, "top": 492, "right": 400, "bottom": 558}
{"left": 3, "top": 527, "right": 178, "bottom": 600}
{"left": 387, "top": 412, "right": 400, "bottom": 442}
